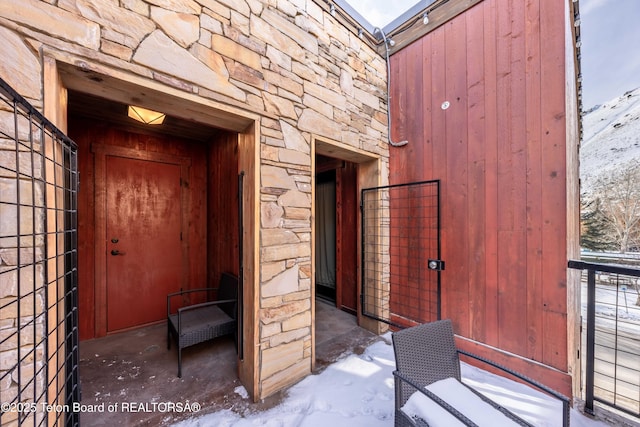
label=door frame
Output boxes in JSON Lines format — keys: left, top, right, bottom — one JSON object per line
{"left": 92, "top": 143, "right": 191, "bottom": 336}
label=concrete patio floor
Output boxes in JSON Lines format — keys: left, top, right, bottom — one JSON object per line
{"left": 78, "top": 299, "right": 381, "bottom": 426}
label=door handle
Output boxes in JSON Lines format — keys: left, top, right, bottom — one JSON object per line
{"left": 111, "top": 249, "right": 126, "bottom": 256}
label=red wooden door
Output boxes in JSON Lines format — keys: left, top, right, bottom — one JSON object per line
{"left": 105, "top": 155, "right": 182, "bottom": 332}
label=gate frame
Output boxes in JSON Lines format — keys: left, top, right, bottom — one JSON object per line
{"left": 360, "top": 179, "right": 442, "bottom": 329}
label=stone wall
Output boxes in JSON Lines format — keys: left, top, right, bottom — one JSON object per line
{"left": 0, "top": 0, "right": 389, "bottom": 403}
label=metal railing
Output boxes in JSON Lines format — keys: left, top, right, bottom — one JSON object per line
{"left": 568, "top": 259, "right": 640, "bottom": 420}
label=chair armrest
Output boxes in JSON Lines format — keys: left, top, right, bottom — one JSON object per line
{"left": 167, "top": 287, "right": 219, "bottom": 316}
{"left": 456, "top": 349, "right": 570, "bottom": 427}
{"left": 393, "top": 371, "right": 478, "bottom": 426}
{"left": 167, "top": 287, "right": 218, "bottom": 299}
{"left": 176, "top": 298, "right": 237, "bottom": 314}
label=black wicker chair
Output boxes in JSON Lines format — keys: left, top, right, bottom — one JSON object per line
{"left": 167, "top": 272, "right": 238, "bottom": 377}
{"left": 392, "top": 319, "right": 570, "bottom": 427}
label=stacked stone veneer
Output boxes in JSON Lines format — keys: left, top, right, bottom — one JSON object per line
{"left": 0, "top": 0, "right": 390, "bottom": 402}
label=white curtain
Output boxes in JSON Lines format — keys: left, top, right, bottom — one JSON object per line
{"left": 315, "top": 180, "right": 336, "bottom": 288}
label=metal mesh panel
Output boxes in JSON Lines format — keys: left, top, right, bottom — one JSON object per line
{"left": 0, "top": 78, "right": 79, "bottom": 426}
{"left": 361, "top": 180, "right": 441, "bottom": 328}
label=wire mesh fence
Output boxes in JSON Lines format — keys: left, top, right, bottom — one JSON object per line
{"left": 0, "top": 77, "right": 79, "bottom": 426}
{"left": 361, "top": 180, "right": 441, "bottom": 328}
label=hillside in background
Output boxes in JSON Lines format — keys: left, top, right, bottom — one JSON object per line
{"left": 580, "top": 87, "right": 640, "bottom": 190}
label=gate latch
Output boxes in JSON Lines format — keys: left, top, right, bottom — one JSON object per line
{"left": 428, "top": 259, "right": 445, "bottom": 271}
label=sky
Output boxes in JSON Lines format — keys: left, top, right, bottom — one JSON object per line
{"left": 345, "top": 0, "right": 418, "bottom": 29}
{"left": 173, "top": 334, "right": 609, "bottom": 427}
{"left": 347, "top": 0, "right": 640, "bottom": 109}
{"left": 580, "top": 0, "right": 640, "bottom": 108}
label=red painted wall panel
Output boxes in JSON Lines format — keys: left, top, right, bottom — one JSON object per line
{"left": 207, "top": 131, "right": 240, "bottom": 286}
{"left": 388, "top": 0, "right": 570, "bottom": 387}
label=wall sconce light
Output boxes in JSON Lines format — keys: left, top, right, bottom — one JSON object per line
{"left": 358, "top": 28, "right": 364, "bottom": 38}
{"left": 127, "top": 105, "right": 166, "bottom": 125}
{"left": 330, "top": 3, "right": 336, "bottom": 16}
{"left": 422, "top": 12, "right": 429, "bottom": 25}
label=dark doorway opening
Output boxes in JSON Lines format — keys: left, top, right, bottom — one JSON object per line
{"left": 315, "top": 169, "right": 337, "bottom": 302}
{"left": 315, "top": 155, "right": 358, "bottom": 314}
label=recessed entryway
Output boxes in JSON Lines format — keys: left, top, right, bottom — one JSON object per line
{"left": 45, "top": 58, "right": 260, "bottom": 399}
{"left": 67, "top": 92, "right": 241, "bottom": 340}
{"left": 312, "top": 137, "right": 384, "bottom": 368}
{"left": 315, "top": 155, "right": 359, "bottom": 313}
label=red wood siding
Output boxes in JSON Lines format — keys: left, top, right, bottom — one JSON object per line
{"left": 388, "top": 0, "right": 569, "bottom": 383}
{"left": 207, "top": 131, "right": 240, "bottom": 285}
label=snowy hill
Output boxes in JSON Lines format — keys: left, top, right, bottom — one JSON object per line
{"left": 580, "top": 87, "right": 640, "bottom": 191}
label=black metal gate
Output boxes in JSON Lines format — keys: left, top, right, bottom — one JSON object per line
{"left": 361, "top": 180, "right": 442, "bottom": 328}
{"left": 0, "top": 77, "right": 79, "bottom": 426}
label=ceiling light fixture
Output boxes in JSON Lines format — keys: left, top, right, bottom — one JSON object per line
{"left": 127, "top": 105, "right": 166, "bottom": 125}
{"left": 330, "top": 3, "right": 336, "bottom": 16}
{"left": 423, "top": 12, "right": 429, "bottom": 25}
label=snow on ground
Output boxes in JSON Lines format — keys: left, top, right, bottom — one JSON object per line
{"left": 172, "top": 335, "right": 609, "bottom": 427}
{"left": 586, "top": 283, "right": 640, "bottom": 322}
{"left": 580, "top": 277, "right": 640, "bottom": 336}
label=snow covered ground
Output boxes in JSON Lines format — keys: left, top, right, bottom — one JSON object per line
{"left": 580, "top": 274, "right": 640, "bottom": 337}
{"left": 172, "top": 335, "right": 609, "bottom": 427}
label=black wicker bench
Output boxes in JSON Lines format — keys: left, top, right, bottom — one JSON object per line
{"left": 167, "top": 272, "right": 238, "bottom": 377}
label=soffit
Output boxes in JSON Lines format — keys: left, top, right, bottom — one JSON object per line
{"left": 67, "top": 90, "right": 221, "bottom": 142}
{"left": 57, "top": 62, "right": 255, "bottom": 133}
